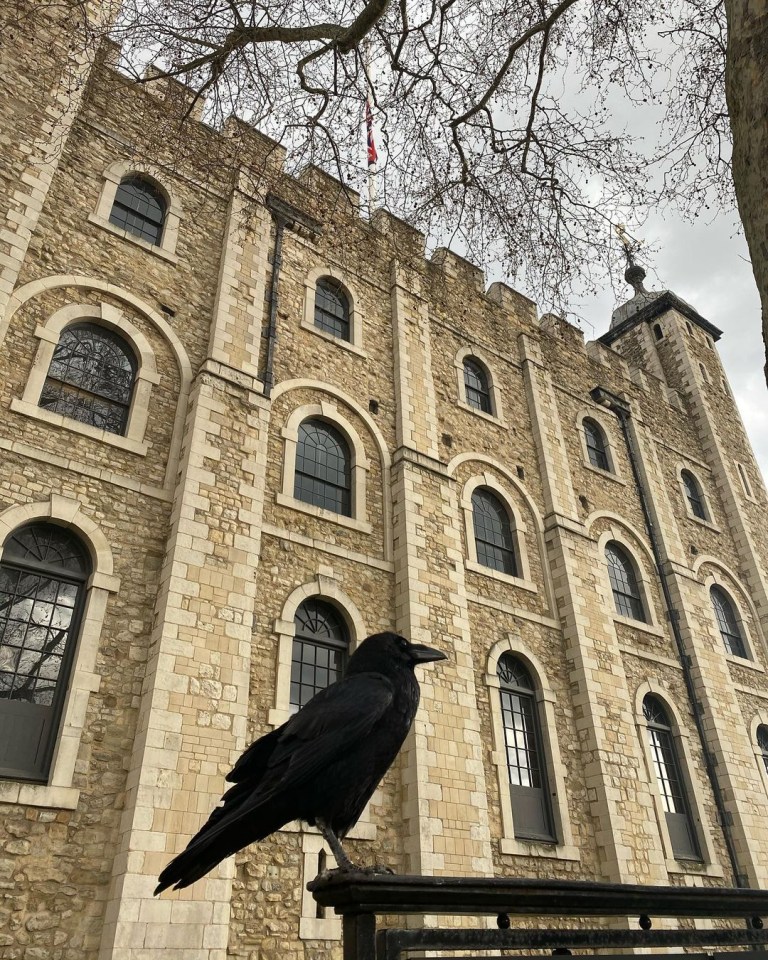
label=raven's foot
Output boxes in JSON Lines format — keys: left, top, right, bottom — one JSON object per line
{"left": 358, "top": 863, "right": 395, "bottom": 876}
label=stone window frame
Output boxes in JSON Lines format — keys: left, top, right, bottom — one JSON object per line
{"left": 486, "top": 638, "right": 578, "bottom": 861}
{"left": 749, "top": 714, "right": 768, "bottom": 801}
{"left": 595, "top": 527, "right": 662, "bottom": 635}
{"left": 735, "top": 461, "right": 757, "bottom": 503}
{"left": 576, "top": 409, "right": 624, "bottom": 483}
{"left": 278, "top": 402, "right": 372, "bottom": 533}
{"left": 301, "top": 266, "right": 366, "bottom": 357}
{"left": 633, "top": 681, "right": 722, "bottom": 877}
{"left": 10, "top": 302, "right": 160, "bottom": 456}
{"left": 270, "top": 576, "right": 376, "bottom": 941}
{"left": 455, "top": 346, "right": 506, "bottom": 425}
{"left": 701, "top": 569, "right": 759, "bottom": 666}
{"left": 88, "top": 160, "right": 182, "bottom": 263}
{"left": 0, "top": 497, "right": 119, "bottom": 810}
{"left": 461, "top": 474, "right": 536, "bottom": 592}
{"left": 653, "top": 322, "right": 665, "bottom": 341}
{"left": 675, "top": 463, "right": 718, "bottom": 530}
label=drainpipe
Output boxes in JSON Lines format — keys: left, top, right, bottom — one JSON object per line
{"left": 590, "top": 386, "right": 747, "bottom": 890}
{"left": 261, "top": 194, "right": 321, "bottom": 397}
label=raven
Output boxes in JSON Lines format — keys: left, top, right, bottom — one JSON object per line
{"left": 155, "top": 631, "right": 446, "bottom": 894}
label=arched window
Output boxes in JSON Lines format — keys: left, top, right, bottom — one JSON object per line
{"left": 314, "top": 279, "right": 350, "bottom": 341}
{"left": 109, "top": 175, "right": 166, "bottom": 245}
{"left": 291, "top": 599, "right": 349, "bottom": 712}
{"left": 472, "top": 488, "right": 517, "bottom": 576}
{"left": 0, "top": 523, "right": 90, "bottom": 782}
{"left": 757, "top": 725, "right": 768, "bottom": 777}
{"left": 681, "top": 470, "right": 706, "bottom": 520}
{"left": 39, "top": 323, "right": 137, "bottom": 436}
{"left": 463, "top": 358, "right": 492, "bottom": 414}
{"left": 643, "top": 695, "right": 700, "bottom": 860}
{"left": 498, "top": 654, "right": 554, "bottom": 841}
{"left": 605, "top": 541, "right": 645, "bottom": 621}
{"left": 583, "top": 418, "right": 610, "bottom": 471}
{"left": 710, "top": 586, "right": 747, "bottom": 658}
{"left": 294, "top": 419, "right": 352, "bottom": 516}
{"left": 653, "top": 323, "right": 663, "bottom": 341}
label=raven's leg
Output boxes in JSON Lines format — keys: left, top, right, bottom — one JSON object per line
{"left": 316, "top": 819, "right": 356, "bottom": 872}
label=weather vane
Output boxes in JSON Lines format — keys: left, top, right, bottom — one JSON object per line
{"left": 614, "top": 224, "right": 648, "bottom": 294}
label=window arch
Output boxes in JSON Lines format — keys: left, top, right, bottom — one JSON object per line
{"left": 109, "top": 175, "right": 167, "bottom": 245}
{"left": 290, "top": 598, "right": 349, "bottom": 712}
{"left": 710, "top": 586, "right": 748, "bottom": 658}
{"left": 463, "top": 357, "right": 492, "bottom": 414}
{"left": 314, "top": 278, "right": 350, "bottom": 341}
{"left": 0, "top": 523, "right": 91, "bottom": 782}
{"left": 294, "top": 419, "right": 352, "bottom": 517}
{"left": 642, "top": 694, "right": 700, "bottom": 860}
{"left": 653, "top": 323, "right": 664, "bottom": 341}
{"left": 605, "top": 541, "right": 645, "bottom": 621}
{"left": 497, "top": 654, "right": 555, "bottom": 842}
{"left": 681, "top": 470, "right": 707, "bottom": 520}
{"left": 583, "top": 418, "right": 611, "bottom": 471}
{"left": 38, "top": 323, "right": 137, "bottom": 436}
{"left": 757, "top": 725, "right": 768, "bottom": 777}
{"left": 472, "top": 488, "right": 517, "bottom": 576}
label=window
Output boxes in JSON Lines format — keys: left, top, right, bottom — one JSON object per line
{"left": 653, "top": 323, "right": 663, "bottom": 341}
{"left": 314, "top": 279, "right": 350, "bottom": 341}
{"left": 643, "top": 695, "right": 700, "bottom": 860}
{"left": 472, "top": 488, "right": 517, "bottom": 576}
{"left": 294, "top": 420, "right": 352, "bottom": 516}
{"left": 38, "top": 323, "right": 137, "bottom": 436}
{"left": 109, "top": 176, "right": 166, "bottom": 245}
{"left": 498, "top": 654, "right": 554, "bottom": 842}
{"left": 463, "top": 358, "right": 492, "bottom": 414}
{"left": 290, "top": 599, "right": 348, "bottom": 712}
{"left": 681, "top": 470, "right": 706, "bottom": 520}
{"left": 710, "top": 586, "right": 747, "bottom": 658}
{"left": 583, "top": 418, "right": 610, "bottom": 471}
{"left": 757, "top": 725, "right": 768, "bottom": 777}
{"left": 737, "top": 463, "right": 753, "bottom": 499}
{"left": 605, "top": 541, "right": 645, "bottom": 621}
{"left": 0, "top": 523, "right": 90, "bottom": 782}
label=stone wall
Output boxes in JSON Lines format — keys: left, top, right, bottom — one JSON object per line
{"left": 1, "top": 20, "right": 768, "bottom": 960}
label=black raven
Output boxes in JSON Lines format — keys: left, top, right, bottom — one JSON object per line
{"left": 155, "top": 631, "right": 446, "bottom": 894}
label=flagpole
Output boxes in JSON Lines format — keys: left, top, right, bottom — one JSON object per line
{"left": 364, "top": 38, "right": 378, "bottom": 217}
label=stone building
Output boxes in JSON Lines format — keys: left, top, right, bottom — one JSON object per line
{"left": 2, "top": 8, "right": 768, "bottom": 960}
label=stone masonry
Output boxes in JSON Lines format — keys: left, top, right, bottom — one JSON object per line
{"left": 1, "top": 9, "right": 768, "bottom": 960}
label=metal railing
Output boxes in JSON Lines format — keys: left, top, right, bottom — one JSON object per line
{"left": 309, "top": 873, "right": 768, "bottom": 960}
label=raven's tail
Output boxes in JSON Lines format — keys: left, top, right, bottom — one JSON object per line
{"left": 154, "top": 796, "right": 289, "bottom": 895}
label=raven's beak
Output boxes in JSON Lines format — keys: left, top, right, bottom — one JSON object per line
{"left": 409, "top": 643, "right": 448, "bottom": 664}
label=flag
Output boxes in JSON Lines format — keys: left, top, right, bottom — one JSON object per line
{"left": 366, "top": 97, "right": 378, "bottom": 166}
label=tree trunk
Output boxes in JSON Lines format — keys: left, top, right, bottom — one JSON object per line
{"left": 725, "top": 0, "right": 768, "bottom": 387}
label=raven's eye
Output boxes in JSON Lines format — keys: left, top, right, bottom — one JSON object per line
{"left": 398, "top": 638, "right": 408, "bottom": 651}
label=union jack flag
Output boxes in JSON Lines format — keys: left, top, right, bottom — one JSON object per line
{"left": 366, "top": 97, "right": 378, "bottom": 166}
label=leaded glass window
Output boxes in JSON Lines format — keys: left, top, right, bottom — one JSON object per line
{"left": 463, "top": 358, "right": 492, "bottom": 414}
{"left": 682, "top": 471, "right": 706, "bottom": 520}
{"left": 294, "top": 420, "right": 352, "bottom": 516}
{"left": 605, "top": 541, "right": 645, "bottom": 621}
{"left": 39, "top": 323, "right": 137, "bottom": 435}
{"left": 472, "top": 488, "right": 517, "bottom": 576}
{"left": 314, "top": 279, "right": 350, "bottom": 341}
{"left": 0, "top": 523, "right": 90, "bottom": 782}
{"left": 290, "top": 599, "right": 348, "bottom": 711}
{"left": 643, "top": 695, "right": 700, "bottom": 860}
{"left": 584, "top": 418, "right": 610, "bottom": 471}
{"left": 498, "top": 654, "right": 554, "bottom": 841}
{"left": 710, "top": 586, "right": 747, "bottom": 658}
{"left": 109, "top": 176, "right": 166, "bottom": 245}
{"left": 757, "top": 725, "right": 768, "bottom": 777}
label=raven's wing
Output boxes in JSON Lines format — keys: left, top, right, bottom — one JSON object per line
{"left": 227, "top": 671, "right": 395, "bottom": 795}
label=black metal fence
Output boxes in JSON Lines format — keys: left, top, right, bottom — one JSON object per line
{"left": 309, "top": 873, "right": 768, "bottom": 960}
